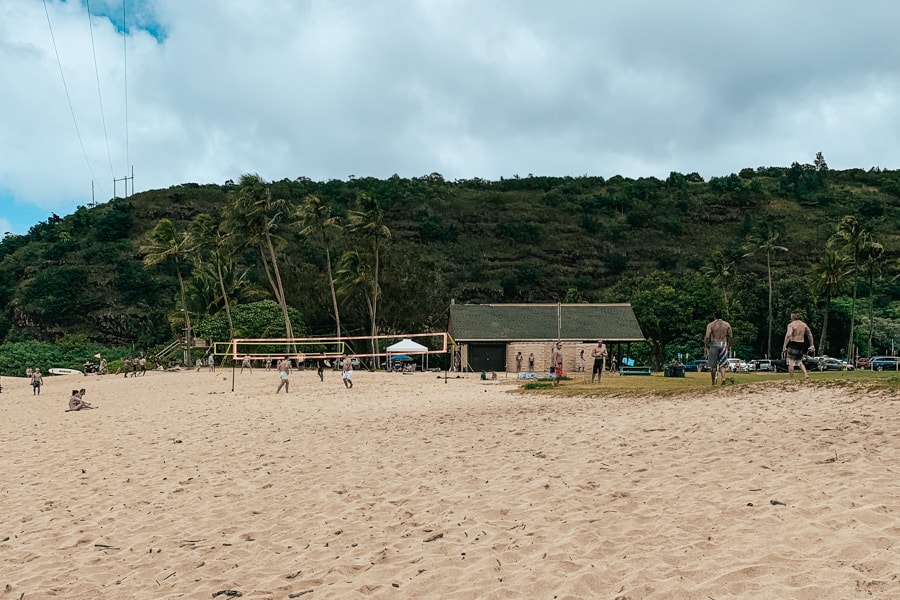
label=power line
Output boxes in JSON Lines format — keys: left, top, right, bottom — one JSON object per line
{"left": 123, "top": 0, "right": 131, "bottom": 180}
{"left": 43, "top": 0, "right": 99, "bottom": 188}
{"left": 85, "top": 0, "right": 116, "bottom": 181}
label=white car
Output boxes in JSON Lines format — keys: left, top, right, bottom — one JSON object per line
{"left": 726, "top": 358, "right": 749, "bottom": 373}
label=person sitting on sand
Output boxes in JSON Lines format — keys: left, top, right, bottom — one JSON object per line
{"left": 67, "top": 389, "right": 95, "bottom": 411}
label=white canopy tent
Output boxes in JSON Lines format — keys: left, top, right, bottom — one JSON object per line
{"left": 386, "top": 338, "right": 429, "bottom": 371}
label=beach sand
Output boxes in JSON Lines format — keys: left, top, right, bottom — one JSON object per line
{"left": 1, "top": 369, "right": 898, "bottom": 599}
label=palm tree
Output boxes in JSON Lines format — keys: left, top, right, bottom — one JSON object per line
{"left": 296, "top": 193, "right": 343, "bottom": 339}
{"left": 859, "top": 241, "right": 885, "bottom": 357}
{"left": 700, "top": 251, "right": 734, "bottom": 317}
{"left": 743, "top": 225, "right": 788, "bottom": 358}
{"left": 810, "top": 249, "right": 852, "bottom": 354}
{"left": 829, "top": 216, "right": 868, "bottom": 362}
{"left": 141, "top": 219, "right": 195, "bottom": 366}
{"left": 188, "top": 213, "right": 235, "bottom": 341}
{"left": 226, "top": 174, "right": 295, "bottom": 345}
{"left": 347, "top": 193, "right": 391, "bottom": 365}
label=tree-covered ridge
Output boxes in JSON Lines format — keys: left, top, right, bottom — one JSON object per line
{"left": 1, "top": 160, "right": 898, "bottom": 371}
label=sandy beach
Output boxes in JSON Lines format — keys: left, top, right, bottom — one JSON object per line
{"left": 1, "top": 368, "right": 898, "bottom": 599}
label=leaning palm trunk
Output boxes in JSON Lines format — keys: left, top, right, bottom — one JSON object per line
{"left": 848, "top": 278, "right": 858, "bottom": 361}
{"left": 264, "top": 232, "right": 295, "bottom": 350}
{"left": 866, "top": 281, "right": 875, "bottom": 357}
{"left": 323, "top": 239, "right": 341, "bottom": 340}
{"left": 818, "top": 301, "right": 830, "bottom": 355}
{"left": 370, "top": 242, "right": 380, "bottom": 367}
{"left": 766, "top": 252, "right": 773, "bottom": 358}
{"left": 214, "top": 252, "right": 235, "bottom": 340}
{"left": 177, "top": 269, "right": 192, "bottom": 367}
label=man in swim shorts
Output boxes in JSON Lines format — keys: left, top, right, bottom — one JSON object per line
{"left": 341, "top": 353, "right": 353, "bottom": 389}
{"left": 782, "top": 312, "right": 815, "bottom": 380}
{"left": 275, "top": 356, "right": 291, "bottom": 393}
{"left": 704, "top": 313, "right": 733, "bottom": 386}
{"left": 590, "top": 340, "right": 607, "bottom": 383}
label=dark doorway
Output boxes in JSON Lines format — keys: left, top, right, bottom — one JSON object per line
{"left": 467, "top": 344, "right": 506, "bottom": 372}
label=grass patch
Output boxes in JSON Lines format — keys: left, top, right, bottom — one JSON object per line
{"left": 519, "top": 370, "right": 900, "bottom": 397}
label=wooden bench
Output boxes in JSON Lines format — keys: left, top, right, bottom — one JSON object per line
{"left": 619, "top": 366, "right": 652, "bottom": 376}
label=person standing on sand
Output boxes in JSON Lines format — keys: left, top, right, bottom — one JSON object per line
{"left": 528, "top": 352, "right": 535, "bottom": 372}
{"left": 240, "top": 356, "right": 252, "bottom": 373}
{"left": 551, "top": 342, "right": 564, "bottom": 386}
{"left": 704, "top": 313, "right": 733, "bottom": 386}
{"left": 341, "top": 354, "right": 353, "bottom": 389}
{"left": 317, "top": 359, "right": 325, "bottom": 382}
{"left": 591, "top": 340, "right": 607, "bottom": 383}
{"left": 208, "top": 353, "right": 215, "bottom": 373}
{"left": 783, "top": 312, "right": 815, "bottom": 380}
{"left": 515, "top": 351, "right": 523, "bottom": 373}
{"left": 275, "top": 356, "right": 291, "bottom": 393}
{"left": 31, "top": 368, "right": 44, "bottom": 395}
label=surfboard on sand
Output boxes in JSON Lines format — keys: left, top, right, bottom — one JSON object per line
{"left": 49, "top": 368, "right": 83, "bottom": 376}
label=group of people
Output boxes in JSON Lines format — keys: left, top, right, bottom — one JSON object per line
{"left": 514, "top": 352, "right": 537, "bottom": 373}
{"left": 122, "top": 357, "right": 147, "bottom": 377}
{"left": 273, "top": 353, "right": 355, "bottom": 393}
{"left": 704, "top": 311, "right": 815, "bottom": 385}
{"left": 514, "top": 341, "right": 616, "bottom": 384}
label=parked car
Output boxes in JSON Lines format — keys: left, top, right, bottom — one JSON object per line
{"left": 855, "top": 357, "right": 870, "bottom": 369}
{"left": 771, "top": 356, "right": 819, "bottom": 373}
{"left": 748, "top": 359, "right": 776, "bottom": 372}
{"left": 818, "top": 357, "right": 854, "bottom": 371}
{"left": 726, "top": 358, "right": 750, "bottom": 373}
{"left": 869, "top": 356, "right": 900, "bottom": 371}
{"left": 684, "top": 360, "right": 709, "bottom": 372}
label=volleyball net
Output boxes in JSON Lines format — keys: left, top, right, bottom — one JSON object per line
{"left": 209, "top": 332, "right": 453, "bottom": 364}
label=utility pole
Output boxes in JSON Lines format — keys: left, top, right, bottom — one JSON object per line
{"left": 113, "top": 165, "right": 135, "bottom": 199}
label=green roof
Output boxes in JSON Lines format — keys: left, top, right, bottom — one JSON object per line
{"left": 449, "top": 303, "right": 645, "bottom": 342}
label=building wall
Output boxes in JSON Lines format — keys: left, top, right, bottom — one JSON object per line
{"left": 508, "top": 342, "right": 598, "bottom": 374}
{"left": 459, "top": 341, "right": 628, "bottom": 373}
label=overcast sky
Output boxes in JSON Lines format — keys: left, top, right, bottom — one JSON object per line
{"left": 3, "top": 0, "right": 900, "bottom": 235}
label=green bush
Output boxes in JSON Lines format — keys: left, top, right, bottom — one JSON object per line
{"left": 0, "top": 340, "right": 130, "bottom": 377}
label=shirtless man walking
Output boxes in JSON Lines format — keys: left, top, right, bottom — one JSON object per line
{"left": 782, "top": 312, "right": 815, "bottom": 380}
{"left": 551, "top": 342, "right": 564, "bottom": 387}
{"left": 275, "top": 356, "right": 292, "bottom": 393}
{"left": 590, "top": 340, "right": 607, "bottom": 383}
{"left": 341, "top": 354, "right": 354, "bottom": 389}
{"left": 704, "top": 313, "right": 733, "bottom": 386}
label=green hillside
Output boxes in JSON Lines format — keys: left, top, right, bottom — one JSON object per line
{"left": 1, "top": 161, "right": 898, "bottom": 373}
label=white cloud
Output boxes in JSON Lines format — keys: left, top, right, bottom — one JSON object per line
{"left": 2, "top": 0, "right": 900, "bottom": 232}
